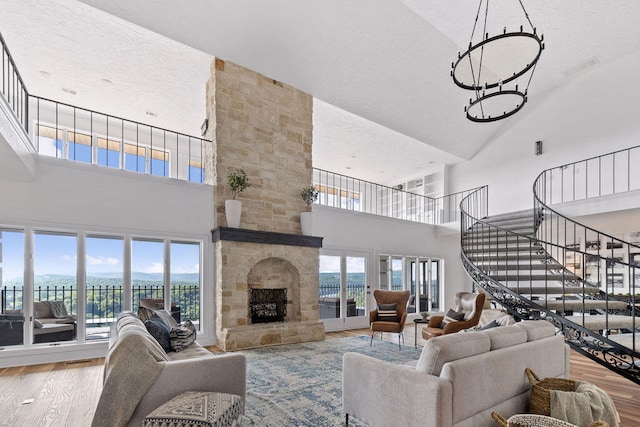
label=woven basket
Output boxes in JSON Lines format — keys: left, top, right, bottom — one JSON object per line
{"left": 491, "top": 412, "right": 609, "bottom": 427}
{"left": 525, "top": 367, "right": 578, "bottom": 416}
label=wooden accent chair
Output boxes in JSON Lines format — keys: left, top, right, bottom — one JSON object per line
{"left": 422, "top": 291, "right": 485, "bottom": 340}
{"left": 369, "top": 289, "right": 410, "bottom": 349}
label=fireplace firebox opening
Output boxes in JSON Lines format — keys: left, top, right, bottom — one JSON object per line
{"left": 249, "top": 288, "right": 288, "bottom": 324}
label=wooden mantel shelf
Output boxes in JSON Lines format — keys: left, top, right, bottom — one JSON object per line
{"left": 211, "top": 227, "right": 323, "bottom": 248}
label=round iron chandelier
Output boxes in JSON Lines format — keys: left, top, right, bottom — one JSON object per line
{"left": 451, "top": 0, "right": 544, "bottom": 122}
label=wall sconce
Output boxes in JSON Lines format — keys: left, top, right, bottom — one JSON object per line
{"left": 535, "top": 140, "right": 543, "bottom": 156}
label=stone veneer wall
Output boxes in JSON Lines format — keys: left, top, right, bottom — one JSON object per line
{"left": 205, "top": 58, "right": 324, "bottom": 351}
{"left": 205, "top": 58, "right": 313, "bottom": 233}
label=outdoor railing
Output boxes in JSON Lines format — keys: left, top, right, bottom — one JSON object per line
{"left": 1, "top": 284, "right": 200, "bottom": 324}
{"left": 313, "top": 168, "right": 486, "bottom": 226}
{"left": 0, "top": 31, "right": 29, "bottom": 131}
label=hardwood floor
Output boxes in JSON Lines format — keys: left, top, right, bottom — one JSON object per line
{"left": 0, "top": 328, "right": 637, "bottom": 426}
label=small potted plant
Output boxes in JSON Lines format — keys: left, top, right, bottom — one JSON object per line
{"left": 300, "top": 185, "right": 319, "bottom": 235}
{"left": 225, "top": 168, "right": 250, "bottom": 228}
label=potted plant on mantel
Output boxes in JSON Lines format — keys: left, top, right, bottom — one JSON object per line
{"left": 300, "top": 185, "right": 319, "bottom": 235}
{"left": 226, "top": 168, "right": 250, "bottom": 228}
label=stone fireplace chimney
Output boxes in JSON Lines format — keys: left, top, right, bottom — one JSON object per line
{"left": 204, "top": 58, "right": 324, "bottom": 351}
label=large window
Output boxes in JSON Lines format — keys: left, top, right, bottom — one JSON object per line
{"left": 0, "top": 227, "right": 203, "bottom": 348}
{"left": 0, "top": 229, "right": 25, "bottom": 348}
{"left": 170, "top": 242, "right": 201, "bottom": 328}
{"left": 34, "top": 232, "right": 78, "bottom": 344}
{"left": 132, "top": 238, "right": 165, "bottom": 307}
{"left": 381, "top": 255, "right": 442, "bottom": 314}
{"left": 85, "top": 235, "right": 124, "bottom": 340}
{"left": 36, "top": 123, "right": 194, "bottom": 182}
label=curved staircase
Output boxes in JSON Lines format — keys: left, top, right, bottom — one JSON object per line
{"left": 460, "top": 151, "right": 640, "bottom": 385}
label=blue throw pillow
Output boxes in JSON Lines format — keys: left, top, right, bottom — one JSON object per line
{"left": 145, "top": 315, "right": 171, "bottom": 352}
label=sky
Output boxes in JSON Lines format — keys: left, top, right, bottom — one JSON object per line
{"left": 319, "top": 255, "right": 366, "bottom": 274}
{"left": 0, "top": 229, "right": 199, "bottom": 282}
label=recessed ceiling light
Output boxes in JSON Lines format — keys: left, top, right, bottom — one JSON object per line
{"left": 39, "top": 71, "right": 50, "bottom": 78}
{"left": 101, "top": 78, "right": 113, "bottom": 85}
{"left": 62, "top": 87, "right": 76, "bottom": 95}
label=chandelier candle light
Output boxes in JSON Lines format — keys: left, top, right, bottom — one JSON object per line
{"left": 451, "top": 0, "right": 544, "bottom": 122}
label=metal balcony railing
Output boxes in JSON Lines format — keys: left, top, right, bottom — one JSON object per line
{"left": 539, "top": 145, "right": 640, "bottom": 205}
{"left": 0, "top": 31, "right": 29, "bottom": 131}
{"left": 1, "top": 284, "right": 200, "bottom": 325}
{"left": 313, "top": 168, "right": 486, "bottom": 226}
{"left": 0, "top": 30, "right": 208, "bottom": 184}
{"left": 30, "top": 96, "right": 208, "bottom": 183}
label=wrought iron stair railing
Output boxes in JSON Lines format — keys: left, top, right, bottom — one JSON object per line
{"left": 460, "top": 183, "right": 640, "bottom": 385}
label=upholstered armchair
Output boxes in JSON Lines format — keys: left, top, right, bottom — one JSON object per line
{"left": 422, "top": 291, "right": 485, "bottom": 340}
{"left": 369, "top": 289, "right": 410, "bottom": 349}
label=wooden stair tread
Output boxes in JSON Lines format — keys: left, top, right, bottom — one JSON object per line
{"left": 564, "top": 314, "right": 639, "bottom": 332}
{"left": 507, "top": 286, "right": 601, "bottom": 295}
{"left": 541, "top": 299, "right": 628, "bottom": 311}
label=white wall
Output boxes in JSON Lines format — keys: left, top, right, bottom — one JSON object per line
{"left": 0, "top": 156, "right": 215, "bottom": 235}
{"left": 313, "top": 205, "right": 469, "bottom": 310}
{"left": 448, "top": 50, "right": 640, "bottom": 216}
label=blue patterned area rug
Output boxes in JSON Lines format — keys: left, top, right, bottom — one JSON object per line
{"left": 240, "top": 335, "right": 420, "bottom": 427}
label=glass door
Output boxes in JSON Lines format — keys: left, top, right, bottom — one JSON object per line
{"left": 319, "top": 253, "right": 369, "bottom": 331}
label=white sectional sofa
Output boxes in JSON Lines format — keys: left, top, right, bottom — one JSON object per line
{"left": 343, "top": 321, "right": 569, "bottom": 427}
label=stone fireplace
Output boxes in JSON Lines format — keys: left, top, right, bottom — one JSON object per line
{"left": 205, "top": 59, "right": 325, "bottom": 351}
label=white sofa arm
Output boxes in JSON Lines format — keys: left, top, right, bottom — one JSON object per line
{"left": 127, "top": 353, "right": 246, "bottom": 427}
{"left": 343, "top": 352, "right": 453, "bottom": 427}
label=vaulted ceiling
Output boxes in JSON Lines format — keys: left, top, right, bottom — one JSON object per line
{"left": 2, "top": 0, "right": 640, "bottom": 185}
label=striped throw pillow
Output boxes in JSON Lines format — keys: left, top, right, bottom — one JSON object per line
{"left": 377, "top": 303, "right": 399, "bottom": 322}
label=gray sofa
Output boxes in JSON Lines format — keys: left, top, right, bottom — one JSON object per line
{"left": 92, "top": 311, "right": 246, "bottom": 427}
{"left": 343, "top": 321, "right": 569, "bottom": 427}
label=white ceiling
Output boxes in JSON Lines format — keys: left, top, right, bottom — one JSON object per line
{"left": 2, "top": 0, "right": 640, "bottom": 185}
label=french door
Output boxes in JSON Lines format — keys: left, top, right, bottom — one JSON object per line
{"left": 319, "top": 251, "right": 369, "bottom": 331}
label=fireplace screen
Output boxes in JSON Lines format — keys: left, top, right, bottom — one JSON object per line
{"left": 249, "top": 288, "right": 287, "bottom": 323}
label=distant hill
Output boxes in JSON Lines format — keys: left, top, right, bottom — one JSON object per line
{"left": 4, "top": 272, "right": 199, "bottom": 287}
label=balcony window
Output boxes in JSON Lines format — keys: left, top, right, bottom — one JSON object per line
{"left": 97, "top": 137, "right": 121, "bottom": 169}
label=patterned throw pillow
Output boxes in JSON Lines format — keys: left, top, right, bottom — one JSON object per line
{"left": 145, "top": 315, "right": 172, "bottom": 352}
{"left": 440, "top": 308, "right": 466, "bottom": 328}
{"left": 170, "top": 320, "right": 197, "bottom": 352}
{"left": 377, "top": 303, "right": 399, "bottom": 322}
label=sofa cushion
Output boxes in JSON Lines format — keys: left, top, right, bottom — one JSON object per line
{"left": 516, "top": 320, "right": 555, "bottom": 341}
{"left": 415, "top": 331, "right": 490, "bottom": 376}
{"left": 377, "top": 303, "right": 398, "bottom": 322}
{"left": 33, "top": 319, "right": 43, "bottom": 328}
{"left": 481, "top": 324, "right": 528, "bottom": 350}
{"left": 34, "top": 301, "right": 52, "bottom": 319}
{"left": 144, "top": 315, "right": 172, "bottom": 352}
